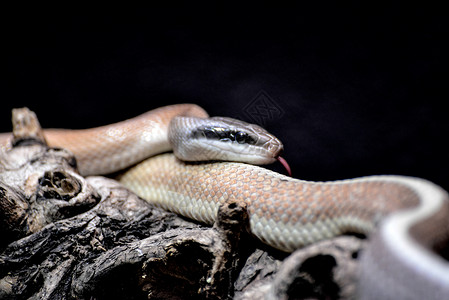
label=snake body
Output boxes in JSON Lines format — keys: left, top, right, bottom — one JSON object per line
{"left": 1, "top": 104, "right": 448, "bottom": 299}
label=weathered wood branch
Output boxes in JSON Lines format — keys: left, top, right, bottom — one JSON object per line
{"left": 0, "top": 108, "right": 363, "bottom": 299}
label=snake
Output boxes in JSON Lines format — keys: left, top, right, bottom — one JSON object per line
{"left": 1, "top": 104, "right": 448, "bottom": 299}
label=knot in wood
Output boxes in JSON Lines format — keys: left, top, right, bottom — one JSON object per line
{"left": 37, "top": 170, "right": 82, "bottom": 201}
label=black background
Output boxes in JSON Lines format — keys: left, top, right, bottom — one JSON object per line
{"left": 2, "top": 4, "right": 448, "bottom": 189}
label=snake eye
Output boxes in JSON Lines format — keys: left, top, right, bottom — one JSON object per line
{"left": 235, "top": 131, "right": 247, "bottom": 144}
{"left": 236, "top": 131, "right": 257, "bottom": 145}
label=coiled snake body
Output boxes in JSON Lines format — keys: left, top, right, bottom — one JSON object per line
{"left": 1, "top": 104, "right": 448, "bottom": 299}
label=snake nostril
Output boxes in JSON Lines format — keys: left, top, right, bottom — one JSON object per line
{"left": 265, "top": 141, "right": 283, "bottom": 158}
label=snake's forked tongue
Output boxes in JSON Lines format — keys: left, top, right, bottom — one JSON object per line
{"left": 277, "top": 156, "right": 292, "bottom": 176}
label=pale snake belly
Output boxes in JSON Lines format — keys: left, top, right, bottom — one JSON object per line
{"left": 1, "top": 104, "right": 448, "bottom": 299}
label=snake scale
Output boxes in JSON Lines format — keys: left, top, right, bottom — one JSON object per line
{"left": 1, "top": 104, "right": 448, "bottom": 299}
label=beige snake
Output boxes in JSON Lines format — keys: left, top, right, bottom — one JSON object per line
{"left": 1, "top": 104, "right": 448, "bottom": 299}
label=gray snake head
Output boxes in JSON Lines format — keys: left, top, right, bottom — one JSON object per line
{"left": 168, "top": 116, "right": 284, "bottom": 165}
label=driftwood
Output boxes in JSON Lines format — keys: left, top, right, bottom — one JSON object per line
{"left": 0, "top": 108, "right": 364, "bottom": 300}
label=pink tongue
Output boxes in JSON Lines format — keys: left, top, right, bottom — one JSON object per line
{"left": 277, "top": 156, "right": 292, "bottom": 176}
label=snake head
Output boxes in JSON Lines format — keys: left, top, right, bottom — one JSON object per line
{"left": 169, "top": 116, "right": 284, "bottom": 165}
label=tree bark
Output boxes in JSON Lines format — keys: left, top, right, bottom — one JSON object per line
{"left": 0, "top": 108, "right": 363, "bottom": 300}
